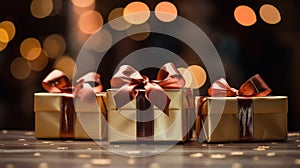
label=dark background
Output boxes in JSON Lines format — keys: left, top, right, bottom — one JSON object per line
{"left": 0, "top": 0, "right": 299, "bottom": 130}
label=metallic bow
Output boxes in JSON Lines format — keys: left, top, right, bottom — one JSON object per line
{"left": 208, "top": 74, "right": 271, "bottom": 97}
{"left": 42, "top": 70, "right": 102, "bottom": 101}
{"left": 110, "top": 63, "right": 185, "bottom": 115}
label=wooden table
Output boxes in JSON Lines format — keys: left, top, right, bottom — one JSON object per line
{"left": 1, "top": 130, "right": 300, "bottom": 168}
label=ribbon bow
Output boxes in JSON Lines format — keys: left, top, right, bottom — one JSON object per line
{"left": 42, "top": 70, "right": 102, "bottom": 101}
{"left": 208, "top": 74, "right": 271, "bottom": 97}
{"left": 110, "top": 63, "right": 185, "bottom": 115}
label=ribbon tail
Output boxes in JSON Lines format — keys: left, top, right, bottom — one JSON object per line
{"left": 145, "top": 83, "right": 170, "bottom": 116}
{"left": 113, "top": 84, "right": 137, "bottom": 109}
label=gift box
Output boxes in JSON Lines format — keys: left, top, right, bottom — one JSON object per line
{"left": 196, "top": 96, "right": 288, "bottom": 142}
{"left": 107, "top": 88, "right": 194, "bottom": 142}
{"left": 196, "top": 74, "right": 288, "bottom": 142}
{"left": 34, "top": 92, "right": 107, "bottom": 139}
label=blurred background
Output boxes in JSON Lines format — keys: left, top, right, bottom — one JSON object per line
{"left": 0, "top": 0, "right": 299, "bottom": 130}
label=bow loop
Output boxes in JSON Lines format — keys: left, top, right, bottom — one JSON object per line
{"left": 208, "top": 74, "right": 271, "bottom": 97}
{"left": 42, "top": 70, "right": 102, "bottom": 101}
{"left": 110, "top": 63, "right": 184, "bottom": 114}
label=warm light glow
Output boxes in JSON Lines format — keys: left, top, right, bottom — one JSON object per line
{"left": 259, "top": 4, "right": 281, "bottom": 25}
{"left": 177, "top": 67, "right": 193, "bottom": 88}
{"left": 108, "top": 8, "right": 132, "bottom": 31}
{"left": 187, "top": 65, "right": 207, "bottom": 88}
{"left": 0, "top": 42, "right": 8, "bottom": 52}
{"left": 30, "top": 50, "right": 48, "bottom": 71}
{"left": 127, "top": 23, "right": 150, "bottom": 41}
{"left": 71, "top": 0, "right": 95, "bottom": 8}
{"left": 0, "top": 21, "right": 16, "bottom": 41}
{"left": 88, "top": 29, "right": 113, "bottom": 53}
{"left": 10, "top": 57, "right": 31, "bottom": 80}
{"left": 234, "top": 5, "right": 257, "bottom": 26}
{"left": 54, "top": 56, "right": 76, "bottom": 79}
{"left": 43, "top": 34, "right": 66, "bottom": 59}
{"left": 78, "top": 10, "right": 103, "bottom": 34}
{"left": 0, "top": 28, "right": 9, "bottom": 43}
{"left": 20, "top": 38, "right": 42, "bottom": 61}
{"left": 72, "top": 2, "right": 95, "bottom": 16}
{"left": 123, "top": 2, "right": 150, "bottom": 25}
{"left": 30, "top": 0, "right": 53, "bottom": 19}
{"left": 51, "top": 0, "right": 63, "bottom": 16}
{"left": 155, "top": 1, "right": 178, "bottom": 22}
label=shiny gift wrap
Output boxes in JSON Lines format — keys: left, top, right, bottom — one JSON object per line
{"left": 34, "top": 93, "right": 107, "bottom": 139}
{"left": 196, "top": 96, "right": 288, "bottom": 142}
{"left": 107, "top": 88, "right": 194, "bottom": 142}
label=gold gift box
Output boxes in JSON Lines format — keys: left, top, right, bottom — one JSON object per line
{"left": 196, "top": 96, "right": 288, "bottom": 142}
{"left": 34, "top": 93, "right": 107, "bottom": 139}
{"left": 107, "top": 89, "right": 194, "bottom": 143}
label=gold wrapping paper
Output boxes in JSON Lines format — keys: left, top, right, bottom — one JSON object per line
{"left": 195, "top": 96, "right": 288, "bottom": 142}
{"left": 34, "top": 93, "right": 107, "bottom": 139}
{"left": 107, "top": 89, "right": 194, "bottom": 142}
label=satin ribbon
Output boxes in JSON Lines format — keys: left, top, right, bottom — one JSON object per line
{"left": 110, "top": 63, "right": 185, "bottom": 115}
{"left": 208, "top": 74, "right": 271, "bottom": 97}
{"left": 42, "top": 69, "right": 102, "bottom": 101}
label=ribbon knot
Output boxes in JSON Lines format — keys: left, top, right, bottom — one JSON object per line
{"left": 208, "top": 74, "right": 271, "bottom": 97}
{"left": 42, "top": 70, "right": 102, "bottom": 102}
{"left": 110, "top": 63, "right": 185, "bottom": 115}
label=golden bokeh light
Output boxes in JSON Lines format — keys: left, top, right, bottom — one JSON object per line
{"left": 177, "top": 67, "right": 193, "bottom": 88}
{"left": 78, "top": 10, "right": 103, "bottom": 34}
{"left": 43, "top": 34, "right": 66, "bottom": 59}
{"left": 155, "top": 1, "right": 178, "bottom": 22}
{"left": 108, "top": 8, "right": 132, "bottom": 31}
{"left": 20, "top": 38, "right": 42, "bottom": 61}
{"left": 88, "top": 29, "right": 113, "bottom": 53}
{"left": 51, "top": 0, "right": 63, "bottom": 16}
{"left": 71, "top": 0, "right": 95, "bottom": 8}
{"left": 0, "top": 42, "right": 8, "bottom": 52}
{"left": 259, "top": 4, "right": 281, "bottom": 25}
{"left": 10, "top": 57, "right": 31, "bottom": 80}
{"left": 72, "top": 2, "right": 95, "bottom": 16}
{"left": 234, "top": 5, "right": 257, "bottom": 26}
{"left": 123, "top": 2, "right": 150, "bottom": 25}
{"left": 0, "top": 28, "right": 9, "bottom": 43}
{"left": 29, "top": 50, "right": 48, "bottom": 71}
{"left": 187, "top": 65, "right": 207, "bottom": 88}
{"left": 0, "top": 21, "right": 16, "bottom": 41}
{"left": 127, "top": 23, "right": 150, "bottom": 41}
{"left": 54, "top": 56, "right": 76, "bottom": 79}
{"left": 30, "top": 0, "right": 53, "bottom": 19}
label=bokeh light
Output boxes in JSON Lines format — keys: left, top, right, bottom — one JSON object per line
{"left": 234, "top": 5, "right": 257, "bottom": 26}
{"left": 30, "top": 0, "right": 53, "bottom": 19}
{"left": 51, "top": 0, "right": 63, "bottom": 16}
{"left": 127, "top": 23, "right": 150, "bottom": 41}
{"left": 78, "top": 10, "right": 103, "bottom": 34}
{"left": 29, "top": 50, "right": 48, "bottom": 71}
{"left": 177, "top": 67, "right": 193, "bottom": 88}
{"left": 187, "top": 65, "right": 207, "bottom": 88}
{"left": 88, "top": 29, "right": 113, "bottom": 53}
{"left": 71, "top": 0, "right": 95, "bottom": 8}
{"left": 0, "top": 28, "right": 9, "bottom": 43}
{"left": 108, "top": 8, "right": 132, "bottom": 31}
{"left": 54, "top": 56, "right": 76, "bottom": 79}
{"left": 259, "top": 4, "right": 281, "bottom": 25}
{"left": 0, "top": 42, "right": 8, "bottom": 52}
{"left": 20, "top": 38, "right": 42, "bottom": 61}
{"left": 43, "top": 34, "right": 66, "bottom": 59}
{"left": 155, "top": 1, "right": 178, "bottom": 22}
{"left": 10, "top": 57, "right": 31, "bottom": 80}
{"left": 123, "top": 2, "right": 150, "bottom": 25}
{"left": 0, "top": 21, "right": 16, "bottom": 41}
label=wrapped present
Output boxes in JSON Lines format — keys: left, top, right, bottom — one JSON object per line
{"left": 34, "top": 70, "right": 107, "bottom": 139}
{"left": 107, "top": 63, "right": 195, "bottom": 142}
{"left": 196, "top": 74, "right": 288, "bottom": 142}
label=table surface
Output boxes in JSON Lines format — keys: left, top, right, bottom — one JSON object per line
{"left": 1, "top": 130, "right": 300, "bottom": 168}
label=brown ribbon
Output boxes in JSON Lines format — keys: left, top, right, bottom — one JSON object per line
{"left": 198, "top": 74, "right": 271, "bottom": 141}
{"left": 110, "top": 63, "right": 185, "bottom": 140}
{"left": 42, "top": 70, "right": 103, "bottom": 138}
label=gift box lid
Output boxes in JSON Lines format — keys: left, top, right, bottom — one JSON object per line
{"left": 200, "top": 96, "right": 288, "bottom": 115}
